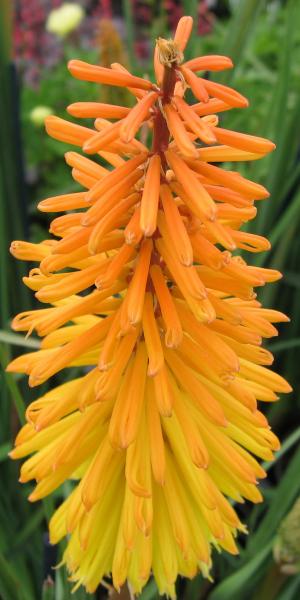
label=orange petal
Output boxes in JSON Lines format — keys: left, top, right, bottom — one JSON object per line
{"left": 174, "top": 16, "right": 194, "bottom": 51}
{"left": 142, "top": 292, "right": 164, "bottom": 376}
{"left": 95, "top": 244, "right": 136, "bottom": 290}
{"left": 120, "top": 91, "right": 158, "bottom": 143}
{"left": 83, "top": 170, "right": 142, "bottom": 226}
{"left": 186, "top": 159, "right": 269, "bottom": 200}
{"left": 164, "top": 103, "right": 198, "bottom": 157}
{"left": 88, "top": 192, "right": 140, "bottom": 254}
{"left": 173, "top": 96, "right": 217, "bottom": 145}
{"left": 150, "top": 264, "right": 183, "bottom": 349}
{"left": 153, "top": 44, "right": 164, "bottom": 85}
{"left": 38, "top": 191, "right": 88, "bottom": 212}
{"left": 111, "top": 63, "right": 148, "bottom": 99}
{"left": 67, "top": 101, "right": 130, "bottom": 119}
{"left": 212, "top": 126, "right": 275, "bottom": 154}
{"left": 124, "top": 206, "right": 143, "bottom": 246}
{"left": 68, "top": 59, "right": 154, "bottom": 91}
{"left": 71, "top": 168, "right": 96, "bottom": 190}
{"left": 160, "top": 183, "right": 193, "bottom": 266}
{"left": 180, "top": 66, "right": 209, "bottom": 103}
{"left": 65, "top": 151, "right": 107, "bottom": 179}
{"left": 183, "top": 55, "right": 233, "bottom": 72}
{"left": 45, "top": 115, "right": 91, "bottom": 146}
{"left": 200, "top": 78, "right": 249, "bottom": 109}
{"left": 198, "top": 145, "right": 265, "bottom": 162}
{"left": 125, "top": 239, "right": 153, "bottom": 325}
{"left": 140, "top": 154, "right": 161, "bottom": 236}
{"left": 82, "top": 120, "right": 122, "bottom": 154}
{"left": 86, "top": 152, "right": 147, "bottom": 204}
{"left": 146, "top": 388, "right": 166, "bottom": 485}
{"left": 165, "top": 150, "right": 216, "bottom": 220}
{"left": 192, "top": 98, "right": 232, "bottom": 116}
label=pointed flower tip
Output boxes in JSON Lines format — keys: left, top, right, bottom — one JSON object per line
{"left": 9, "top": 241, "right": 19, "bottom": 257}
{"left": 44, "top": 115, "right": 56, "bottom": 128}
{"left": 81, "top": 496, "right": 94, "bottom": 513}
{"left": 67, "top": 59, "right": 77, "bottom": 72}
{"left": 64, "top": 151, "right": 73, "bottom": 161}
{"left": 82, "top": 140, "right": 94, "bottom": 154}
{"left": 66, "top": 104, "right": 75, "bottom": 116}
{"left": 28, "top": 493, "right": 37, "bottom": 503}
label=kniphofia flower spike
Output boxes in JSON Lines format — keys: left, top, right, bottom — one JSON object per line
{"left": 8, "top": 16, "right": 291, "bottom": 597}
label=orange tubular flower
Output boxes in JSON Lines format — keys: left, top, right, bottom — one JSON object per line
{"left": 8, "top": 16, "right": 291, "bottom": 597}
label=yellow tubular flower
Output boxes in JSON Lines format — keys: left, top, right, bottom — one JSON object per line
{"left": 8, "top": 15, "right": 292, "bottom": 597}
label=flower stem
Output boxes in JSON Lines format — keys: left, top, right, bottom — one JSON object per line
{"left": 152, "top": 65, "right": 177, "bottom": 157}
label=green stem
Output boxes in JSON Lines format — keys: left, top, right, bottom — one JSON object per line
{"left": 251, "top": 562, "right": 286, "bottom": 600}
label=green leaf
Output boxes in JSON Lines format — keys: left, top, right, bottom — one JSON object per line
{"left": 220, "top": 0, "right": 263, "bottom": 76}
{"left": 283, "top": 272, "right": 300, "bottom": 289}
{"left": 268, "top": 339, "right": 300, "bottom": 353}
{"left": 255, "top": 189, "right": 300, "bottom": 267}
{"left": 122, "top": 0, "right": 136, "bottom": 69}
{"left": 0, "top": 330, "right": 40, "bottom": 349}
{"left": 42, "top": 577, "right": 55, "bottom": 600}
{"left": 278, "top": 575, "right": 300, "bottom": 600}
{"left": 209, "top": 445, "right": 300, "bottom": 599}
{"left": 43, "top": 496, "right": 55, "bottom": 524}
{"left": 13, "top": 507, "right": 45, "bottom": 550}
{"left": 139, "top": 579, "right": 159, "bottom": 600}
{"left": 0, "top": 442, "right": 11, "bottom": 462}
{"left": 208, "top": 540, "right": 273, "bottom": 600}
{"left": 263, "top": 427, "right": 300, "bottom": 472}
{"left": 247, "top": 446, "right": 300, "bottom": 555}
{"left": 0, "top": 552, "right": 31, "bottom": 600}
{"left": 0, "top": 344, "right": 26, "bottom": 424}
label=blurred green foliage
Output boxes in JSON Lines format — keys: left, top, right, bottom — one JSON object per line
{"left": 1, "top": 0, "right": 300, "bottom": 598}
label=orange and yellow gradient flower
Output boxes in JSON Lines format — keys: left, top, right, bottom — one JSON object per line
{"left": 8, "top": 16, "right": 291, "bottom": 597}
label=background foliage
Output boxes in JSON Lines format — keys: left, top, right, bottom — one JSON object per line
{"left": 1, "top": 0, "right": 300, "bottom": 598}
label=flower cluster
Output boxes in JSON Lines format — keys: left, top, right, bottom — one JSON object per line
{"left": 8, "top": 16, "right": 291, "bottom": 597}
{"left": 46, "top": 2, "right": 85, "bottom": 38}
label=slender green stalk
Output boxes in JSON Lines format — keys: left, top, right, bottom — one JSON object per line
{"left": 220, "top": 0, "right": 264, "bottom": 79}
{"left": 122, "top": 0, "right": 136, "bottom": 69}
{"left": 0, "top": 344, "right": 26, "bottom": 425}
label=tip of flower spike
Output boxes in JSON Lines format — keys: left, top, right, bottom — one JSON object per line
{"left": 174, "top": 16, "right": 194, "bottom": 52}
{"left": 156, "top": 38, "right": 184, "bottom": 67}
